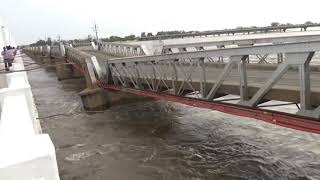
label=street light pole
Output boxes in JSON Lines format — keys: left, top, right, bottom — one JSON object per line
{"left": 93, "top": 22, "right": 99, "bottom": 42}
{"left": 1, "top": 25, "right": 7, "bottom": 47}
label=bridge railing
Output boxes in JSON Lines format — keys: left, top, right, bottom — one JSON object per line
{"left": 65, "top": 46, "right": 103, "bottom": 88}
{"left": 99, "top": 42, "right": 151, "bottom": 57}
{"left": 72, "top": 42, "right": 96, "bottom": 51}
{"left": 41, "top": 45, "right": 51, "bottom": 56}
{"left": 71, "top": 41, "right": 151, "bottom": 57}
{"left": 50, "top": 45, "right": 62, "bottom": 58}
{"left": 161, "top": 32, "right": 320, "bottom": 64}
{"left": 105, "top": 40, "right": 320, "bottom": 119}
{"left": 25, "top": 44, "right": 103, "bottom": 89}
{"left": 26, "top": 44, "right": 64, "bottom": 59}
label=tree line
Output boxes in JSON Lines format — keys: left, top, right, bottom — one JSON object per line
{"left": 29, "top": 21, "right": 320, "bottom": 46}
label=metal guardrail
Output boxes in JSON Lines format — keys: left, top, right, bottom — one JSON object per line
{"left": 160, "top": 32, "right": 320, "bottom": 63}
{"left": 99, "top": 42, "right": 151, "bottom": 57}
{"left": 69, "top": 41, "right": 151, "bottom": 57}
{"left": 72, "top": 42, "right": 96, "bottom": 51}
{"left": 26, "top": 44, "right": 103, "bottom": 89}
{"left": 65, "top": 46, "right": 103, "bottom": 88}
{"left": 69, "top": 31, "right": 320, "bottom": 65}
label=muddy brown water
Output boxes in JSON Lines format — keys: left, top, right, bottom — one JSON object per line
{"left": 25, "top": 54, "right": 320, "bottom": 180}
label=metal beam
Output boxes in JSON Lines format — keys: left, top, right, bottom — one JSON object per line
{"left": 108, "top": 40, "right": 320, "bottom": 64}
{"left": 238, "top": 55, "right": 249, "bottom": 102}
{"left": 161, "top": 33, "right": 320, "bottom": 49}
{"left": 206, "top": 58, "right": 237, "bottom": 100}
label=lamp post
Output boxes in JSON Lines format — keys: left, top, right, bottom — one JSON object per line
{"left": 1, "top": 25, "right": 7, "bottom": 47}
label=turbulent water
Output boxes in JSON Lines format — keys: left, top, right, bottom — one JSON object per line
{"left": 26, "top": 54, "right": 320, "bottom": 180}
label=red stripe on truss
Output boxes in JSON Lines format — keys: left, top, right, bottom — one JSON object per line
{"left": 99, "top": 83, "right": 320, "bottom": 134}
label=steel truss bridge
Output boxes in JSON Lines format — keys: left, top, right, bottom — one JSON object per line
{"left": 139, "top": 23, "right": 320, "bottom": 40}
{"left": 25, "top": 30, "right": 320, "bottom": 134}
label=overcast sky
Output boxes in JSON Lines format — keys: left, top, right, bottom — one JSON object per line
{"left": 1, "top": 0, "right": 320, "bottom": 45}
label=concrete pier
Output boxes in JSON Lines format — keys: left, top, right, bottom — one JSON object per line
{"left": 56, "top": 63, "right": 74, "bottom": 81}
{"left": 78, "top": 88, "right": 109, "bottom": 110}
{"left": 55, "top": 61, "right": 84, "bottom": 81}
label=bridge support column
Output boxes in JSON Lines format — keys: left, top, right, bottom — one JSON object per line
{"left": 71, "top": 65, "right": 84, "bottom": 78}
{"left": 56, "top": 63, "right": 73, "bottom": 80}
{"left": 296, "top": 52, "right": 319, "bottom": 118}
{"left": 78, "top": 57, "right": 110, "bottom": 110}
{"left": 199, "top": 58, "right": 208, "bottom": 98}
{"left": 171, "top": 62, "right": 179, "bottom": 95}
{"left": 55, "top": 62, "right": 83, "bottom": 81}
{"left": 43, "top": 57, "right": 53, "bottom": 64}
{"left": 238, "top": 55, "right": 249, "bottom": 101}
{"left": 79, "top": 88, "right": 109, "bottom": 110}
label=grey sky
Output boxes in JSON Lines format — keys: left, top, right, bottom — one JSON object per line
{"left": 2, "top": 0, "right": 320, "bottom": 45}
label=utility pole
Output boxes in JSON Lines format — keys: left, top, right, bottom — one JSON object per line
{"left": 92, "top": 21, "right": 100, "bottom": 50}
{"left": 92, "top": 21, "right": 99, "bottom": 43}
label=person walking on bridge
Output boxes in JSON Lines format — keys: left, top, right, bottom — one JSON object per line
{"left": 2, "top": 46, "right": 16, "bottom": 71}
{"left": 1, "top": 47, "right": 9, "bottom": 71}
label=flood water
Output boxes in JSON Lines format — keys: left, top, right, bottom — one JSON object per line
{"left": 26, "top": 54, "right": 320, "bottom": 180}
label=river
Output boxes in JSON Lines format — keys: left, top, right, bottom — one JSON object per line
{"left": 25, "top": 53, "right": 320, "bottom": 180}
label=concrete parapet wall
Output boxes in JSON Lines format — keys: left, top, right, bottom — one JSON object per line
{"left": 0, "top": 52, "right": 60, "bottom": 180}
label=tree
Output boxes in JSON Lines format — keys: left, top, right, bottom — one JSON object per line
{"left": 35, "top": 40, "right": 46, "bottom": 46}
{"left": 100, "top": 37, "right": 110, "bottom": 42}
{"left": 147, "top": 32, "right": 153, "bottom": 37}
{"left": 141, "top": 32, "right": 146, "bottom": 38}
{"left": 87, "top": 35, "right": 93, "bottom": 41}
{"left": 46, "top": 38, "right": 52, "bottom": 45}
{"left": 29, "top": 39, "right": 47, "bottom": 46}
{"left": 109, "top": 36, "right": 123, "bottom": 42}
{"left": 271, "top": 22, "right": 280, "bottom": 27}
{"left": 305, "top": 21, "right": 314, "bottom": 25}
{"left": 124, "top": 35, "right": 136, "bottom": 41}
